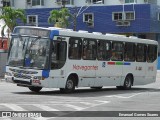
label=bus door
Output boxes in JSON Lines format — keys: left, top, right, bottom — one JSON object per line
{"left": 145, "top": 45, "right": 157, "bottom": 83}
{"left": 49, "top": 38, "right": 67, "bottom": 88}
{"left": 134, "top": 44, "right": 147, "bottom": 85}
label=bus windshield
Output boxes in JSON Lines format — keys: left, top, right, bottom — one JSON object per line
{"left": 8, "top": 35, "right": 50, "bottom": 69}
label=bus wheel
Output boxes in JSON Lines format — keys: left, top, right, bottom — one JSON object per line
{"left": 28, "top": 86, "right": 42, "bottom": 92}
{"left": 60, "top": 76, "right": 75, "bottom": 93}
{"left": 123, "top": 75, "right": 132, "bottom": 90}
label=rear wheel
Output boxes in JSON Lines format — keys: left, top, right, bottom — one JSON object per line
{"left": 116, "top": 75, "right": 133, "bottom": 90}
{"left": 60, "top": 76, "right": 75, "bottom": 93}
{"left": 28, "top": 86, "right": 42, "bottom": 92}
{"left": 123, "top": 75, "right": 132, "bottom": 89}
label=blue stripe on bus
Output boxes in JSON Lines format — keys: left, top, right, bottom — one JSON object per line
{"left": 42, "top": 70, "right": 50, "bottom": 78}
{"left": 50, "top": 30, "right": 59, "bottom": 40}
{"left": 123, "top": 62, "right": 131, "bottom": 65}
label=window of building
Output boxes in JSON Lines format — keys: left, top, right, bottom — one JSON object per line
{"left": 111, "top": 42, "right": 123, "bottom": 61}
{"left": 32, "top": 0, "right": 44, "bottom": 6}
{"left": 83, "top": 13, "right": 94, "bottom": 27}
{"left": 97, "top": 40, "right": 111, "bottom": 61}
{"left": 113, "top": 12, "right": 135, "bottom": 21}
{"left": 147, "top": 45, "right": 157, "bottom": 63}
{"left": 65, "top": 0, "right": 74, "bottom": 5}
{"left": 158, "top": 13, "right": 160, "bottom": 21}
{"left": 124, "top": 43, "right": 135, "bottom": 61}
{"left": 27, "top": 15, "right": 38, "bottom": 26}
{"left": 69, "top": 37, "right": 82, "bottom": 60}
{"left": 92, "top": 0, "right": 104, "bottom": 4}
{"left": 113, "top": 12, "right": 123, "bottom": 21}
{"left": 125, "top": 0, "right": 136, "bottom": 4}
{"left": 136, "top": 44, "right": 146, "bottom": 62}
{"left": 3, "top": 0, "right": 10, "bottom": 7}
{"left": 83, "top": 39, "right": 97, "bottom": 60}
{"left": 125, "top": 12, "right": 135, "bottom": 20}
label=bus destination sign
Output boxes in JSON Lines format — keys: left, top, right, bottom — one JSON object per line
{"left": 14, "top": 28, "right": 50, "bottom": 37}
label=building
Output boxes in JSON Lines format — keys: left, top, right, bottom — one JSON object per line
{"left": 1, "top": 0, "right": 160, "bottom": 69}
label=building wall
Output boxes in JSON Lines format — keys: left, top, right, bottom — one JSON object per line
{"left": 11, "top": 0, "right": 159, "bottom": 9}
{"left": 23, "top": 4, "right": 152, "bottom": 33}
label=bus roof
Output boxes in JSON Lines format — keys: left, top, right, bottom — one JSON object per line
{"left": 14, "top": 26, "right": 158, "bottom": 45}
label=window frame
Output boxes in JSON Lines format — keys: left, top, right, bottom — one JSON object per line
{"left": 27, "top": 15, "right": 38, "bottom": 26}
{"left": 124, "top": 42, "right": 136, "bottom": 62}
{"left": 136, "top": 43, "right": 147, "bottom": 62}
{"left": 97, "top": 40, "right": 111, "bottom": 61}
{"left": 68, "top": 37, "right": 82, "bottom": 60}
{"left": 111, "top": 41, "right": 124, "bottom": 61}
{"left": 82, "top": 38, "right": 97, "bottom": 60}
{"left": 147, "top": 45, "right": 157, "bottom": 63}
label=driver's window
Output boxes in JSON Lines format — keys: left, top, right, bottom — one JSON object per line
{"left": 51, "top": 40, "right": 67, "bottom": 69}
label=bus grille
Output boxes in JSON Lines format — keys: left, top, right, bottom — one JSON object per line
{"left": 9, "top": 68, "right": 38, "bottom": 74}
{"left": 13, "top": 73, "right": 32, "bottom": 79}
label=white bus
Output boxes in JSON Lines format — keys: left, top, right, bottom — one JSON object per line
{"left": 5, "top": 26, "right": 158, "bottom": 93}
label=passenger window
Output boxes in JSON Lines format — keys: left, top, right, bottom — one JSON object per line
{"left": 97, "top": 40, "right": 111, "bottom": 61}
{"left": 124, "top": 43, "right": 135, "bottom": 61}
{"left": 136, "top": 44, "right": 146, "bottom": 62}
{"left": 83, "top": 39, "right": 97, "bottom": 60}
{"left": 111, "top": 42, "right": 123, "bottom": 61}
{"left": 147, "top": 45, "right": 157, "bottom": 63}
{"left": 68, "top": 37, "right": 82, "bottom": 60}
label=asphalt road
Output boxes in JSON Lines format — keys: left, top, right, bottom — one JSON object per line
{"left": 0, "top": 71, "right": 160, "bottom": 120}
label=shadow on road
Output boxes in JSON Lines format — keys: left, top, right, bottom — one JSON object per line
{"left": 12, "top": 87, "right": 160, "bottom": 97}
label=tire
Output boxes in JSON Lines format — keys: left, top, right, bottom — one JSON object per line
{"left": 60, "top": 76, "right": 75, "bottom": 93}
{"left": 29, "top": 86, "right": 42, "bottom": 92}
{"left": 123, "top": 75, "right": 132, "bottom": 90}
{"left": 116, "top": 75, "right": 132, "bottom": 90}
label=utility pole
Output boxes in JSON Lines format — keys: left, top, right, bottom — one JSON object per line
{"left": 73, "top": 6, "right": 78, "bottom": 31}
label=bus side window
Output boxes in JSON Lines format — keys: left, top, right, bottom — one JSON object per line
{"left": 147, "top": 45, "right": 157, "bottom": 63}
{"left": 111, "top": 42, "right": 123, "bottom": 61}
{"left": 136, "top": 44, "right": 146, "bottom": 62}
{"left": 97, "top": 40, "right": 111, "bottom": 61}
{"left": 83, "top": 39, "right": 97, "bottom": 60}
{"left": 68, "top": 37, "right": 82, "bottom": 60}
{"left": 124, "top": 43, "right": 135, "bottom": 61}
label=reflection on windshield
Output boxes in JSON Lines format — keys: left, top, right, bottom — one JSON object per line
{"left": 25, "top": 37, "right": 50, "bottom": 69}
{"left": 8, "top": 36, "right": 28, "bottom": 66}
{"left": 8, "top": 36, "right": 50, "bottom": 69}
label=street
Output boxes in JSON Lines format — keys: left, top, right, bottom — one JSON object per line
{"left": 0, "top": 72, "right": 160, "bottom": 120}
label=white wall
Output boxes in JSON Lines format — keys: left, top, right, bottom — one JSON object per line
{"left": 12, "top": 0, "right": 159, "bottom": 9}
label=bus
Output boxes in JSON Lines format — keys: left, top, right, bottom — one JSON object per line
{"left": 5, "top": 26, "right": 158, "bottom": 93}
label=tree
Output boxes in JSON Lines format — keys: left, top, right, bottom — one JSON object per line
{"left": 48, "top": 8, "right": 72, "bottom": 28}
{"left": 0, "top": 7, "right": 26, "bottom": 37}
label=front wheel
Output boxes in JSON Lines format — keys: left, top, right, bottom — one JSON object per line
{"left": 60, "top": 76, "right": 75, "bottom": 93}
{"left": 28, "top": 86, "right": 42, "bottom": 92}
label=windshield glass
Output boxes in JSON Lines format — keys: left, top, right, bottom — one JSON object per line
{"left": 8, "top": 35, "right": 50, "bottom": 69}
{"left": 8, "top": 36, "right": 28, "bottom": 67}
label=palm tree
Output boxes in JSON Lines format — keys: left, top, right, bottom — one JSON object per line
{"left": 0, "top": 7, "right": 26, "bottom": 37}
{"left": 48, "top": 8, "right": 72, "bottom": 28}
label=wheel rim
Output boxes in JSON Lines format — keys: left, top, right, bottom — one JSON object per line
{"left": 66, "top": 79, "right": 73, "bottom": 89}
{"left": 125, "top": 77, "right": 131, "bottom": 88}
